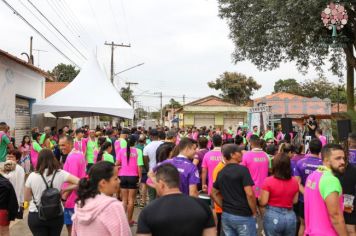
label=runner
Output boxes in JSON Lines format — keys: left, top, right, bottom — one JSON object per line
{"left": 304, "top": 144, "right": 347, "bottom": 235}
{"left": 259, "top": 153, "right": 299, "bottom": 236}
{"left": 241, "top": 135, "right": 269, "bottom": 199}
{"left": 136, "top": 134, "right": 148, "bottom": 208}
{"left": 154, "top": 138, "right": 200, "bottom": 197}
{"left": 263, "top": 125, "right": 274, "bottom": 141}
{"left": 0, "top": 122, "right": 13, "bottom": 163}
{"left": 137, "top": 164, "right": 215, "bottom": 236}
{"left": 59, "top": 136, "right": 87, "bottom": 236}
{"left": 30, "top": 133, "right": 42, "bottom": 170}
{"left": 72, "top": 161, "right": 131, "bottom": 236}
{"left": 294, "top": 138, "right": 323, "bottom": 236}
{"left": 202, "top": 135, "right": 223, "bottom": 194}
{"left": 97, "top": 142, "right": 115, "bottom": 164}
{"left": 85, "top": 130, "right": 98, "bottom": 171}
{"left": 316, "top": 128, "right": 327, "bottom": 147}
{"left": 212, "top": 158, "right": 225, "bottom": 236}
{"left": 211, "top": 144, "right": 257, "bottom": 236}
{"left": 117, "top": 135, "right": 143, "bottom": 226}
{"left": 115, "top": 129, "right": 129, "bottom": 158}
{"left": 74, "top": 128, "right": 87, "bottom": 154}
{"left": 143, "top": 129, "right": 163, "bottom": 202}
{"left": 193, "top": 136, "right": 209, "bottom": 191}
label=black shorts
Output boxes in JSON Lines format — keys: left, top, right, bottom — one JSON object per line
{"left": 120, "top": 176, "right": 139, "bottom": 189}
{"left": 298, "top": 201, "right": 305, "bottom": 219}
{"left": 345, "top": 212, "right": 356, "bottom": 225}
{"left": 140, "top": 173, "right": 148, "bottom": 184}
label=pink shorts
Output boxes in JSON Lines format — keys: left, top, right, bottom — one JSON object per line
{"left": 0, "top": 209, "right": 9, "bottom": 226}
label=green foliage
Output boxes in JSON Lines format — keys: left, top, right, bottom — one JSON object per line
{"left": 166, "top": 98, "right": 182, "bottom": 109}
{"left": 208, "top": 72, "right": 261, "bottom": 105}
{"left": 218, "top": 0, "right": 354, "bottom": 109}
{"left": 274, "top": 79, "right": 301, "bottom": 94}
{"left": 48, "top": 63, "right": 80, "bottom": 82}
{"left": 120, "top": 87, "right": 133, "bottom": 104}
{"left": 273, "top": 77, "right": 347, "bottom": 103}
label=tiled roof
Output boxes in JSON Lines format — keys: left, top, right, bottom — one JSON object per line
{"left": 45, "top": 82, "right": 69, "bottom": 98}
{"left": 254, "top": 92, "right": 306, "bottom": 102}
{"left": 184, "top": 95, "right": 237, "bottom": 106}
{"left": 0, "top": 48, "right": 54, "bottom": 81}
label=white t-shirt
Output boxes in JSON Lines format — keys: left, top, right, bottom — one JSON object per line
{"left": 4, "top": 164, "right": 25, "bottom": 205}
{"left": 25, "top": 169, "right": 70, "bottom": 212}
{"left": 143, "top": 140, "right": 163, "bottom": 170}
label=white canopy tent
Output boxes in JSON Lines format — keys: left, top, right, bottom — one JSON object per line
{"left": 33, "top": 54, "right": 134, "bottom": 119}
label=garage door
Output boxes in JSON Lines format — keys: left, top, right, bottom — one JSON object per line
{"left": 224, "top": 118, "right": 244, "bottom": 130}
{"left": 194, "top": 115, "right": 215, "bottom": 128}
{"left": 15, "top": 97, "right": 31, "bottom": 147}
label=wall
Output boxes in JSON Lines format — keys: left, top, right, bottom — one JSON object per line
{"left": 0, "top": 55, "right": 44, "bottom": 129}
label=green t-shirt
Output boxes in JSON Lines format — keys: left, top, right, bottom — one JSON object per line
{"left": 227, "top": 129, "right": 234, "bottom": 135}
{"left": 264, "top": 130, "right": 274, "bottom": 141}
{"left": 253, "top": 131, "right": 260, "bottom": 137}
{"left": 106, "top": 137, "right": 112, "bottom": 143}
{"left": 119, "top": 138, "right": 127, "bottom": 149}
{"left": 32, "top": 141, "right": 42, "bottom": 152}
{"left": 137, "top": 148, "right": 144, "bottom": 166}
{"left": 86, "top": 140, "right": 98, "bottom": 164}
{"left": 103, "top": 152, "right": 114, "bottom": 164}
{"left": 319, "top": 168, "right": 342, "bottom": 200}
{"left": 0, "top": 135, "right": 10, "bottom": 162}
{"left": 39, "top": 133, "right": 46, "bottom": 145}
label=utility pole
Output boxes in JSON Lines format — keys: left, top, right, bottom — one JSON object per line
{"left": 183, "top": 94, "right": 186, "bottom": 105}
{"left": 155, "top": 92, "right": 163, "bottom": 126}
{"left": 104, "top": 41, "right": 131, "bottom": 84}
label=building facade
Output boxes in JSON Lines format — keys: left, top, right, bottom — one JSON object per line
{"left": 176, "top": 96, "right": 250, "bottom": 130}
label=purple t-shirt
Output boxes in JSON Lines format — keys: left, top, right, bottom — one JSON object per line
{"left": 349, "top": 150, "right": 356, "bottom": 165}
{"left": 156, "top": 156, "right": 200, "bottom": 195}
{"left": 194, "top": 149, "right": 209, "bottom": 174}
{"left": 291, "top": 154, "right": 305, "bottom": 173}
{"left": 294, "top": 155, "right": 322, "bottom": 202}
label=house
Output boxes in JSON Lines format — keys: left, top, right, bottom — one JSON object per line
{"left": 0, "top": 49, "right": 54, "bottom": 145}
{"left": 176, "top": 95, "right": 251, "bottom": 129}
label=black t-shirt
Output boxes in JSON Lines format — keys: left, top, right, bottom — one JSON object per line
{"left": 213, "top": 163, "right": 254, "bottom": 216}
{"left": 308, "top": 120, "right": 318, "bottom": 138}
{"left": 338, "top": 164, "right": 356, "bottom": 225}
{"left": 137, "top": 193, "right": 215, "bottom": 236}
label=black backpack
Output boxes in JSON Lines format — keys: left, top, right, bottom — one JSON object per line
{"left": 33, "top": 170, "right": 63, "bottom": 220}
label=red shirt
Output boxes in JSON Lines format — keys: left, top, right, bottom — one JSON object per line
{"left": 262, "top": 176, "right": 299, "bottom": 209}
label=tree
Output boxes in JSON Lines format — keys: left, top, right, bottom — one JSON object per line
{"left": 208, "top": 72, "right": 261, "bottom": 105}
{"left": 166, "top": 98, "right": 182, "bottom": 109}
{"left": 218, "top": 0, "right": 355, "bottom": 111}
{"left": 120, "top": 87, "right": 133, "bottom": 104}
{"left": 48, "top": 63, "right": 80, "bottom": 82}
{"left": 274, "top": 79, "right": 302, "bottom": 94}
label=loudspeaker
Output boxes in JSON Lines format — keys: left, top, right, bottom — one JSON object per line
{"left": 281, "top": 118, "right": 293, "bottom": 133}
{"left": 337, "top": 119, "right": 352, "bottom": 141}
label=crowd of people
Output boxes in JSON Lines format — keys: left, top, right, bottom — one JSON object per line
{"left": 0, "top": 117, "right": 355, "bottom": 236}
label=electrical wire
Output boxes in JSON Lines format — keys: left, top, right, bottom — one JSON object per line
{"left": 26, "top": 0, "right": 87, "bottom": 60}
{"left": 1, "top": 0, "right": 80, "bottom": 67}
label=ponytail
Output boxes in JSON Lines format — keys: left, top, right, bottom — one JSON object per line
{"left": 76, "top": 161, "right": 115, "bottom": 207}
{"left": 126, "top": 135, "right": 137, "bottom": 163}
{"left": 97, "top": 141, "right": 111, "bottom": 162}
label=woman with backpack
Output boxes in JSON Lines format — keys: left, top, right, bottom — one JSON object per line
{"left": 116, "top": 135, "right": 143, "bottom": 226}
{"left": 24, "top": 149, "right": 79, "bottom": 236}
{"left": 72, "top": 161, "right": 131, "bottom": 236}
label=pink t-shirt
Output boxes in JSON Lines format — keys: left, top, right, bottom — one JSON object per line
{"left": 202, "top": 149, "right": 223, "bottom": 194}
{"left": 62, "top": 151, "right": 87, "bottom": 208}
{"left": 242, "top": 150, "right": 269, "bottom": 197}
{"left": 319, "top": 135, "right": 327, "bottom": 147}
{"left": 117, "top": 148, "right": 141, "bottom": 177}
{"left": 74, "top": 138, "right": 87, "bottom": 154}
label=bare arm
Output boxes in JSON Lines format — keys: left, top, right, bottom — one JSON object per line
{"left": 143, "top": 155, "right": 149, "bottom": 170}
{"left": 24, "top": 186, "right": 32, "bottom": 202}
{"left": 202, "top": 227, "right": 217, "bottom": 236}
{"left": 244, "top": 186, "right": 257, "bottom": 216}
{"left": 258, "top": 190, "right": 269, "bottom": 207}
{"left": 295, "top": 176, "right": 304, "bottom": 194}
{"left": 201, "top": 168, "right": 208, "bottom": 192}
{"left": 7, "top": 142, "right": 14, "bottom": 151}
{"left": 67, "top": 174, "right": 80, "bottom": 185}
{"left": 189, "top": 184, "right": 198, "bottom": 197}
{"left": 325, "top": 192, "right": 347, "bottom": 236}
{"left": 211, "top": 187, "right": 222, "bottom": 208}
{"left": 293, "top": 192, "right": 299, "bottom": 204}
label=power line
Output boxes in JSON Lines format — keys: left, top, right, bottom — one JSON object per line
{"left": 107, "top": 0, "right": 121, "bottom": 41}
{"left": 17, "top": 0, "right": 84, "bottom": 64}
{"left": 26, "top": 0, "right": 87, "bottom": 60}
{"left": 1, "top": 0, "right": 79, "bottom": 66}
{"left": 43, "top": 0, "right": 88, "bottom": 59}
{"left": 50, "top": 0, "right": 90, "bottom": 50}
